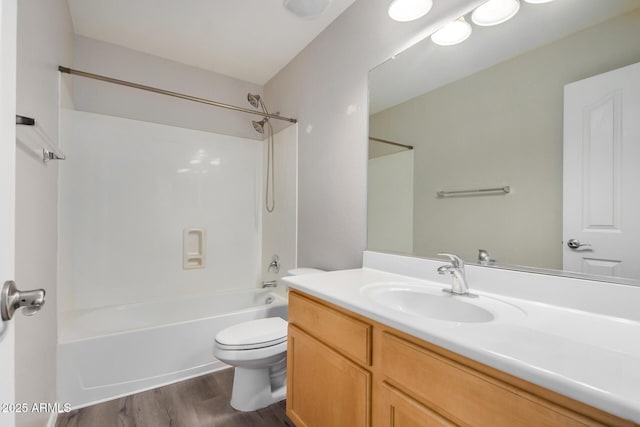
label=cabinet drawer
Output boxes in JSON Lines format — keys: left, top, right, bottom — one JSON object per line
{"left": 381, "top": 332, "right": 605, "bottom": 427}
{"left": 289, "top": 291, "right": 372, "bottom": 366}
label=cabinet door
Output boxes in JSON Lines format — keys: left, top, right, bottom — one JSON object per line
{"left": 378, "top": 383, "right": 455, "bottom": 427}
{"left": 381, "top": 332, "right": 607, "bottom": 427}
{"left": 287, "top": 325, "right": 371, "bottom": 427}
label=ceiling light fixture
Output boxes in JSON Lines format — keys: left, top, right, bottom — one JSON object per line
{"left": 471, "top": 0, "right": 520, "bottom": 26}
{"left": 388, "top": 0, "right": 433, "bottom": 22}
{"left": 430, "top": 17, "right": 472, "bottom": 46}
{"left": 283, "top": 0, "right": 332, "bottom": 19}
{"left": 523, "top": 0, "right": 554, "bottom": 3}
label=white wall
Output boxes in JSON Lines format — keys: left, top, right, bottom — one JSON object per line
{"left": 0, "top": 1, "right": 17, "bottom": 426}
{"left": 367, "top": 150, "right": 413, "bottom": 254}
{"left": 14, "top": 0, "right": 73, "bottom": 425}
{"left": 265, "top": 0, "right": 485, "bottom": 270}
{"left": 72, "top": 35, "right": 264, "bottom": 141}
{"left": 58, "top": 110, "right": 263, "bottom": 314}
{"left": 261, "top": 124, "right": 298, "bottom": 291}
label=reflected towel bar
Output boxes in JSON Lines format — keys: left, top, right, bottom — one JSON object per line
{"left": 437, "top": 186, "right": 510, "bottom": 198}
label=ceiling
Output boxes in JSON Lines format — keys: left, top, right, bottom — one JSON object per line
{"left": 369, "top": 0, "right": 640, "bottom": 114}
{"left": 67, "top": 0, "right": 356, "bottom": 85}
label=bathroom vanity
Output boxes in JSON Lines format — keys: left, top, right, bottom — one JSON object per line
{"left": 283, "top": 252, "right": 640, "bottom": 426}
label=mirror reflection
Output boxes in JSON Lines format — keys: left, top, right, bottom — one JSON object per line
{"left": 368, "top": 0, "right": 640, "bottom": 283}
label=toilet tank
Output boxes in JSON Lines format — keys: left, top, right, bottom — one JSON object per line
{"left": 287, "top": 268, "right": 325, "bottom": 276}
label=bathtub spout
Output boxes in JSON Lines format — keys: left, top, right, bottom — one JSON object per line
{"left": 261, "top": 280, "right": 277, "bottom": 288}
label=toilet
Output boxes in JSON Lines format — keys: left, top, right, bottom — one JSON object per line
{"left": 213, "top": 267, "right": 325, "bottom": 411}
{"left": 213, "top": 317, "right": 288, "bottom": 411}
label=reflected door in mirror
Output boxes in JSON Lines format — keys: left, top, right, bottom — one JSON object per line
{"left": 563, "top": 61, "right": 640, "bottom": 280}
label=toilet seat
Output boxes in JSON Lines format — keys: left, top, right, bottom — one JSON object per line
{"left": 215, "top": 336, "right": 286, "bottom": 351}
{"left": 215, "top": 317, "right": 287, "bottom": 350}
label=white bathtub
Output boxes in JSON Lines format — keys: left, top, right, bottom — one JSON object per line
{"left": 58, "top": 288, "right": 288, "bottom": 409}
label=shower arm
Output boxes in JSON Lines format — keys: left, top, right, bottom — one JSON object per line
{"left": 259, "top": 100, "right": 270, "bottom": 117}
{"left": 58, "top": 66, "right": 297, "bottom": 124}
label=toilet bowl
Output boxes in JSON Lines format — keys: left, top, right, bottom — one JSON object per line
{"left": 213, "top": 317, "right": 288, "bottom": 411}
{"left": 213, "top": 267, "right": 325, "bottom": 411}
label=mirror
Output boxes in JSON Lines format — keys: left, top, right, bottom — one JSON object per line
{"left": 368, "top": 0, "right": 640, "bottom": 284}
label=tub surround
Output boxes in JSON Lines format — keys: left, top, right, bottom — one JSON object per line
{"left": 282, "top": 251, "right": 640, "bottom": 424}
{"left": 58, "top": 110, "right": 263, "bottom": 313}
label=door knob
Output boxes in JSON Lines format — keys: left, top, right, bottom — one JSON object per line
{"left": 567, "top": 239, "right": 591, "bottom": 249}
{"left": 1, "top": 281, "right": 46, "bottom": 321}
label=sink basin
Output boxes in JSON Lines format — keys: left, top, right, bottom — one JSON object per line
{"left": 361, "top": 282, "right": 524, "bottom": 323}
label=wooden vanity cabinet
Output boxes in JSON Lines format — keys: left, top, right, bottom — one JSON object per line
{"left": 287, "top": 291, "right": 372, "bottom": 426}
{"left": 287, "top": 290, "right": 637, "bottom": 427}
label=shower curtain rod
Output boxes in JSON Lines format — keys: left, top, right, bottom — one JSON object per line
{"left": 369, "top": 136, "right": 413, "bottom": 150}
{"left": 58, "top": 66, "right": 297, "bottom": 124}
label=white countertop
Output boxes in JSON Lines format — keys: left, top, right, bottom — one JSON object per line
{"left": 283, "top": 267, "right": 640, "bottom": 423}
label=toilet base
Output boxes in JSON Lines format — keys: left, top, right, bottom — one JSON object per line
{"left": 230, "top": 365, "right": 287, "bottom": 412}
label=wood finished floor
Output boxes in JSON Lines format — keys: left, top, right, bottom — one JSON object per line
{"left": 55, "top": 368, "right": 294, "bottom": 427}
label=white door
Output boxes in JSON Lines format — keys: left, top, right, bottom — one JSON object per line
{"left": 0, "top": 0, "right": 17, "bottom": 426}
{"left": 563, "top": 62, "right": 640, "bottom": 280}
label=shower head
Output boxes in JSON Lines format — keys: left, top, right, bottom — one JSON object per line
{"left": 252, "top": 118, "right": 268, "bottom": 134}
{"left": 247, "top": 93, "right": 261, "bottom": 108}
{"left": 247, "top": 93, "right": 270, "bottom": 115}
{"left": 248, "top": 93, "right": 271, "bottom": 133}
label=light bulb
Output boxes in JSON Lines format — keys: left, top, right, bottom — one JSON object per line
{"left": 388, "top": 0, "right": 433, "bottom": 22}
{"left": 431, "top": 17, "right": 472, "bottom": 46}
{"left": 471, "top": 0, "right": 520, "bottom": 26}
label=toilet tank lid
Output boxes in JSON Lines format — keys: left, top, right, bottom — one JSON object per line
{"left": 215, "top": 317, "right": 288, "bottom": 347}
{"left": 287, "top": 267, "right": 325, "bottom": 276}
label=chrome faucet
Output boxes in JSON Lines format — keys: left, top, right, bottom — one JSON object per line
{"left": 437, "top": 253, "right": 476, "bottom": 297}
{"left": 261, "top": 280, "right": 277, "bottom": 288}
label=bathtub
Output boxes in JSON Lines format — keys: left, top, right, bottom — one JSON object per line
{"left": 58, "top": 288, "right": 288, "bottom": 409}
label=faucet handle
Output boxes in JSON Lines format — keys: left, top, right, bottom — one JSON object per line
{"left": 437, "top": 253, "right": 464, "bottom": 268}
{"left": 478, "top": 249, "right": 495, "bottom": 265}
{"left": 268, "top": 254, "right": 280, "bottom": 273}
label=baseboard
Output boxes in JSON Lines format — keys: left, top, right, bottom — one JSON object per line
{"left": 46, "top": 412, "right": 57, "bottom": 427}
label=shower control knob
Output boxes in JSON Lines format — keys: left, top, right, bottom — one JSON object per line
{"left": 567, "top": 239, "right": 591, "bottom": 249}
{"left": 1, "top": 281, "right": 46, "bottom": 321}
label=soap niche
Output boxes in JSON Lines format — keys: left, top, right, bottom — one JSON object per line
{"left": 183, "top": 228, "right": 206, "bottom": 269}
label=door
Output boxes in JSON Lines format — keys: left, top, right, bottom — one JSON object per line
{"left": 563, "top": 62, "right": 640, "bottom": 280}
{"left": 0, "top": 0, "right": 17, "bottom": 426}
